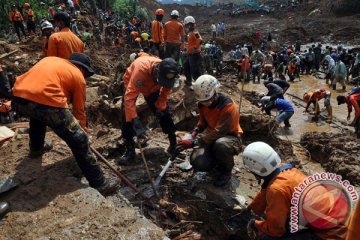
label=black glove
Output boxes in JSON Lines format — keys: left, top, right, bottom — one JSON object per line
{"left": 132, "top": 117, "right": 145, "bottom": 137}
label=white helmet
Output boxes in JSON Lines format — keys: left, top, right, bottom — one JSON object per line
{"left": 193, "top": 75, "right": 220, "bottom": 101}
{"left": 171, "top": 10, "right": 179, "bottom": 17}
{"left": 258, "top": 92, "right": 265, "bottom": 98}
{"left": 242, "top": 142, "right": 281, "bottom": 177}
{"left": 130, "top": 53, "right": 137, "bottom": 62}
{"left": 40, "top": 20, "right": 53, "bottom": 30}
{"left": 184, "top": 16, "right": 195, "bottom": 25}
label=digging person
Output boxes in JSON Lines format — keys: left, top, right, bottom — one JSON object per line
{"left": 117, "top": 56, "right": 179, "bottom": 165}
{"left": 263, "top": 96, "right": 294, "bottom": 128}
{"left": 337, "top": 88, "right": 360, "bottom": 126}
{"left": 264, "top": 75, "right": 289, "bottom": 94}
{"left": 303, "top": 87, "right": 332, "bottom": 122}
{"left": 264, "top": 81, "right": 284, "bottom": 99}
{"left": 11, "top": 53, "right": 119, "bottom": 195}
{"left": 242, "top": 142, "right": 348, "bottom": 240}
{"left": 176, "top": 75, "right": 243, "bottom": 187}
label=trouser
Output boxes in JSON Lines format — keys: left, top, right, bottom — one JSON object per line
{"left": 332, "top": 76, "right": 346, "bottom": 88}
{"left": 275, "top": 111, "right": 294, "bottom": 126}
{"left": 151, "top": 42, "right": 164, "bottom": 59}
{"left": 204, "top": 54, "right": 212, "bottom": 74}
{"left": 121, "top": 91, "right": 176, "bottom": 143}
{"left": 314, "top": 56, "right": 321, "bottom": 70}
{"left": 11, "top": 97, "right": 105, "bottom": 188}
{"left": 212, "top": 31, "right": 216, "bottom": 38}
{"left": 13, "top": 21, "right": 26, "bottom": 40}
{"left": 259, "top": 229, "right": 320, "bottom": 240}
{"left": 26, "top": 21, "right": 36, "bottom": 35}
{"left": 184, "top": 53, "right": 203, "bottom": 85}
{"left": 190, "top": 136, "right": 241, "bottom": 174}
{"left": 165, "top": 42, "right": 181, "bottom": 62}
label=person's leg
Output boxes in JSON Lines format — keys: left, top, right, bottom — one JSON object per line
{"left": 173, "top": 44, "right": 181, "bottom": 63}
{"left": 190, "top": 53, "right": 203, "bottom": 81}
{"left": 14, "top": 22, "right": 21, "bottom": 41}
{"left": 184, "top": 56, "right": 192, "bottom": 85}
{"left": 19, "top": 22, "right": 27, "bottom": 37}
{"left": 324, "top": 95, "right": 332, "bottom": 121}
{"left": 190, "top": 145, "right": 215, "bottom": 172}
{"left": 145, "top": 91, "right": 176, "bottom": 153}
{"left": 212, "top": 136, "right": 241, "bottom": 186}
{"left": 29, "top": 117, "right": 47, "bottom": 153}
{"left": 118, "top": 99, "right": 135, "bottom": 165}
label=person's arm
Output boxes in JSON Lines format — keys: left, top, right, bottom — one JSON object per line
{"left": 47, "top": 34, "right": 58, "bottom": 57}
{"left": 154, "top": 87, "right": 171, "bottom": 111}
{"left": 180, "top": 24, "right": 185, "bottom": 49}
{"left": 350, "top": 96, "right": 360, "bottom": 125}
{"left": 124, "top": 75, "right": 141, "bottom": 123}
{"left": 254, "top": 187, "right": 290, "bottom": 237}
{"left": 71, "top": 75, "right": 87, "bottom": 130}
{"left": 248, "top": 189, "right": 267, "bottom": 215}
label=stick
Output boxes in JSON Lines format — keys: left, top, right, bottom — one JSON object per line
{"left": 138, "top": 142, "right": 160, "bottom": 198}
{"left": 0, "top": 50, "right": 19, "bottom": 60}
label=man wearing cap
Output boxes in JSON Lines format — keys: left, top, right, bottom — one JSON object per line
{"left": 11, "top": 53, "right": 119, "bottom": 195}
{"left": 118, "top": 56, "right": 178, "bottom": 165}
{"left": 304, "top": 87, "right": 332, "bottom": 122}
{"left": 47, "top": 12, "right": 84, "bottom": 59}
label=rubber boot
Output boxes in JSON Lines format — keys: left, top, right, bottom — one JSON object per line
{"left": 0, "top": 201, "right": 10, "bottom": 219}
{"left": 167, "top": 133, "right": 177, "bottom": 155}
{"left": 28, "top": 141, "right": 53, "bottom": 159}
{"left": 326, "top": 105, "right": 333, "bottom": 122}
{"left": 95, "top": 177, "right": 120, "bottom": 196}
{"left": 117, "top": 140, "right": 135, "bottom": 165}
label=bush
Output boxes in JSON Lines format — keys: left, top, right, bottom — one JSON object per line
{"left": 111, "top": 0, "right": 148, "bottom": 20}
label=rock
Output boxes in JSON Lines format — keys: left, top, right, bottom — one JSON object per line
{"left": 86, "top": 87, "right": 99, "bottom": 107}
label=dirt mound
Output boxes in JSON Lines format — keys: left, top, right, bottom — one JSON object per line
{"left": 300, "top": 132, "right": 360, "bottom": 185}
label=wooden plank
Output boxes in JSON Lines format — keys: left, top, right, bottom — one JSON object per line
{"left": 0, "top": 49, "right": 19, "bottom": 60}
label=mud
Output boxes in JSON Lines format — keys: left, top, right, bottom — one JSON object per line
{"left": 301, "top": 132, "right": 360, "bottom": 184}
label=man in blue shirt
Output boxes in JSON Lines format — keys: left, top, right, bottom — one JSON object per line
{"left": 264, "top": 96, "right": 294, "bottom": 128}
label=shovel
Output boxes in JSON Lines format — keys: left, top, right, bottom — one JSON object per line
{"left": 154, "top": 151, "right": 180, "bottom": 186}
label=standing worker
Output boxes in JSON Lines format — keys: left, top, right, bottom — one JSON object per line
{"left": 151, "top": 9, "right": 165, "bottom": 58}
{"left": 8, "top": 5, "right": 27, "bottom": 41}
{"left": 11, "top": 53, "right": 119, "bottom": 195}
{"left": 164, "top": 10, "right": 185, "bottom": 62}
{"left": 303, "top": 87, "right": 332, "bottom": 122}
{"left": 183, "top": 16, "right": 203, "bottom": 87}
{"left": 333, "top": 56, "right": 347, "bottom": 91}
{"left": 176, "top": 75, "right": 242, "bottom": 186}
{"left": 117, "top": 56, "right": 179, "bottom": 165}
{"left": 23, "top": 3, "right": 36, "bottom": 37}
{"left": 47, "top": 12, "right": 84, "bottom": 59}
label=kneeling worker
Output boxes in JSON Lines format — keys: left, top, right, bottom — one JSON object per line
{"left": 242, "top": 142, "right": 348, "bottom": 240}
{"left": 176, "top": 75, "right": 243, "bottom": 186}
{"left": 118, "top": 56, "right": 179, "bottom": 165}
{"left": 303, "top": 87, "right": 332, "bottom": 122}
{"left": 12, "top": 53, "right": 119, "bottom": 195}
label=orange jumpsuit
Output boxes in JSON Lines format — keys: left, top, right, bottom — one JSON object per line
{"left": 123, "top": 56, "right": 171, "bottom": 122}
{"left": 13, "top": 57, "right": 87, "bottom": 128}
{"left": 47, "top": 27, "right": 84, "bottom": 59}
{"left": 346, "top": 93, "right": 360, "bottom": 117}
{"left": 164, "top": 19, "right": 185, "bottom": 45}
{"left": 187, "top": 31, "right": 202, "bottom": 54}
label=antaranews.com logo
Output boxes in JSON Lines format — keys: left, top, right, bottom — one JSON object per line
{"left": 290, "top": 172, "right": 359, "bottom": 233}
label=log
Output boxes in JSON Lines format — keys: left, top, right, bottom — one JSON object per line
{"left": 0, "top": 50, "right": 19, "bottom": 60}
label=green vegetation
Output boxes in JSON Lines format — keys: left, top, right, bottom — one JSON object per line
{"left": 110, "top": 0, "right": 149, "bottom": 20}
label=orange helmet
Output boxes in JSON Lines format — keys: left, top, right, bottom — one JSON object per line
{"left": 155, "top": 8, "right": 164, "bottom": 16}
{"left": 24, "top": 2, "right": 30, "bottom": 7}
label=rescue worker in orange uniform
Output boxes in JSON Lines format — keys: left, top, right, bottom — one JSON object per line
{"left": 164, "top": 10, "right": 185, "bottom": 62}
{"left": 337, "top": 90, "right": 360, "bottom": 126}
{"left": 23, "top": 3, "right": 36, "bottom": 37}
{"left": 183, "top": 16, "right": 203, "bottom": 86}
{"left": 151, "top": 9, "right": 165, "bottom": 58}
{"left": 117, "top": 57, "right": 179, "bottom": 165}
{"left": 346, "top": 200, "right": 360, "bottom": 240}
{"left": 176, "top": 75, "right": 242, "bottom": 186}
{"left": 303, "top": 87, "right": 332, "bottom": 122}
{"left": 11, "top": 53, "right": 119, "bottom": 196}
{"left": 47, "top": 12, "right": 84, "bottom": 59}
{"left": 8, "top": 5, "right": 27, "bottom": 41}
{"left": 242, "top": 142, "right": 348, "bottom": 240}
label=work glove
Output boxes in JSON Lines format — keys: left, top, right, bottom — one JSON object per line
{"left": 190, "top": 127, "right": 200, "bottom": 138}
{"left": 132, "top": 117, "right": 146, "bottom": 137}
{"left": 176, "top": 139, "right": 194, "bottom": 152}
{"left": 247, "top": 219, "right": 258, "bottom": 240}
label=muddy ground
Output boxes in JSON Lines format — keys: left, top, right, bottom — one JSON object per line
{"left": 1, "top": 1, "right": 360, "bottom": 239}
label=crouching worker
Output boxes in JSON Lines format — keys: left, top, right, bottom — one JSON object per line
{"left": 264, "top": 96, "right": 294, "bottom": 128}
{"left": 118, "top": 57, "right": 179, "bottom": 165}
{"left": 303, "top": 87, "right": 332, "bottom": 122}
{"left": 176, "top": 75, "right": 243, "bottom": 186}
{"left": 337, "top": 87, "right": 360, "bottom": 127}
{"left": 242, "top": 142, "right": 348, "bottom": 240}
{"left": 12, "top": 53, "right": 119, "bottom": 195}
